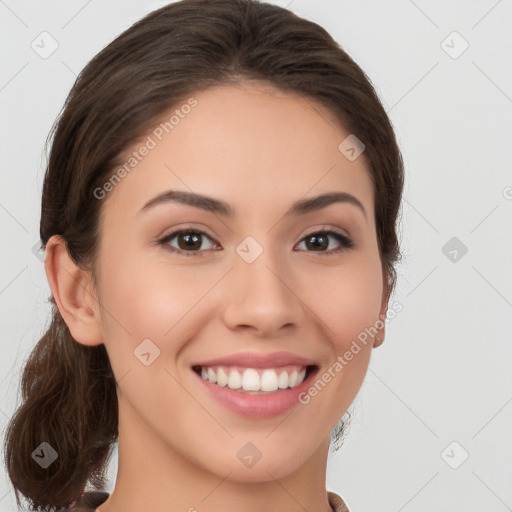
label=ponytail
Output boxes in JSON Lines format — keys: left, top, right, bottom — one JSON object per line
{"left": 3, "top": 301, "right": 118, "bottom": 511}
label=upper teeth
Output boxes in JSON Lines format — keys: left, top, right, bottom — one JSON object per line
{"left": 199, "top": 365, "right": 307, "bottom": 392}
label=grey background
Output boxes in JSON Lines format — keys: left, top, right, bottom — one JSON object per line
{"left": 1, "top": 0, "right": 511, "bottom": 510}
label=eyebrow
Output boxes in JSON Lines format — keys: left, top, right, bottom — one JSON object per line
{"left": 139, "top": 189, "right": 367, "bottom": 219}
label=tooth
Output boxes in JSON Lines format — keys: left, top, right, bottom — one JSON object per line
{"left": 278, "top": 370, "right": 289, "bottom": 389}
{"left": 201, "top": 365, "right": 308, "bottom": 392}
{"left": 260, "top": 369, "right": 279, "bottom": 392}
{"left": 207, "top": 368, "right": 217, "bottom": 383}
{"left": 242, "top": 368, "right": 260, "bottom": 391}
{"left": 216, "top": 367, "right": 228, "bottom": 387}
{"left": 227, "top": 369, "right": 242, "bottom": 389}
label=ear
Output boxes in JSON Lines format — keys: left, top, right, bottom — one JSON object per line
{"left": 373, "top": 273, "right": 390, "bottom": 349}
{"left": 44, "top": 234, "right": 103, "bottom": 347}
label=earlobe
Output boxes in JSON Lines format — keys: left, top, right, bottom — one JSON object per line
{"left": 44, "top": 235, "right": 103, "bottom": 347}
{"left": 373, "top": 312, "right": 386, "bottom": 348}
{"left": 374, "top": 276, "right": 390, "bottom": 348}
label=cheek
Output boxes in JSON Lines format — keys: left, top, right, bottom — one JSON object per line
{"left": 96, "top": 244, "right": 221, "bottom": 351}
{"left": 303, "top": 256, "right": 384, "bottom": 350}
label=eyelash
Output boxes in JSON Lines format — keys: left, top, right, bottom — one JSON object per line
{"left": 157, "top": 227, "right": 354, "bottom": 257}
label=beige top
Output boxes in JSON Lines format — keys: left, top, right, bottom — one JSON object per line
{"left": 65, "top": 490, "right": 350, "bottom": 511}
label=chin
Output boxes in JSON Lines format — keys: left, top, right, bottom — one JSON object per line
{"left": 210, "top": 444, "right": 312, "bottom": 483}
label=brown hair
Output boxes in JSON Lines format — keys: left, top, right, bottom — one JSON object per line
{"left": 3, "top": 0, "right": 404, "bottom": 509}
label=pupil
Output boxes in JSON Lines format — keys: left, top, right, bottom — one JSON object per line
{"left": 308, "top": 234, "right": 327, "bottom": 251}
{"left": 180, "top": 233, "right": 200, "bottom": 250}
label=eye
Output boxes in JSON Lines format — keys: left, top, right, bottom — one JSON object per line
{"left": 158, "top": 229, "right": 219, "bottom": 257}
{"left": 157, "top": 227, "right": 354, "bottom": 257}
{"left": 295, "top": 229, "right": 354, "bottom": 255}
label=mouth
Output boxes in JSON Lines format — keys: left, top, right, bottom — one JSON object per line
{"left": 190, "top": 351, "right": 321, "bottom": 417}
{"left": 192, "top": 364, "right": 318, "bottom": 395}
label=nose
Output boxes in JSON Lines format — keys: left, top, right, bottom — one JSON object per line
{"left": 221, "top": 248, "right": 304, "bottom": 337}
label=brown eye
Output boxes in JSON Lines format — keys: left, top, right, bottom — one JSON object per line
{"left": 175, "top": 232, "right": 202, "bottom": 250}
{"left": 159, "top": 229, "right": 218, "bottom": 256}
{"left": 296, "top": 230, "right": 354, "bottom": 255}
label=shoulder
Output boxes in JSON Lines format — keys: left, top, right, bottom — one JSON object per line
{"left": 328, "top": 490, "right": 351, "bottom": 512}
{"left": 61, "top": 490, "right": 346, "bottom": 511}
{"left": 60, "top": 491, "right": 110, "bottom": 512}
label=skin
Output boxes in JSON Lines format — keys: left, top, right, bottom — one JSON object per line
{"left": 45, "top": 81, "right": 388, "bottom": 512}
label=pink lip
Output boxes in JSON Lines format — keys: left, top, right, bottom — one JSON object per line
{"left": 191, "top": 351, "right": 318, "bottom": 369}
{"left": 193, "top": 365, "right": 319, "bottom": 418}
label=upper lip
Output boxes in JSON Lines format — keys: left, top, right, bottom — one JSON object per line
{"left": 191, "top": 351, "right": 318, "bottom": 369}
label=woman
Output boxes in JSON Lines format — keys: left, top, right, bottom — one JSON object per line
{"left": 3, "top": 1, "right": 404, "bottom": 511}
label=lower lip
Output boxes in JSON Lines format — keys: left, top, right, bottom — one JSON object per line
{"left": 193, "top": 367, "right": 318, "bottom": 418}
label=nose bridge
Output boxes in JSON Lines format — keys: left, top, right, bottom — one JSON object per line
{"left": 222, "top": 233, "right": 301, "bottom": 334}
{"left": 236, "top": 234, "right": 289, "bottom": 299}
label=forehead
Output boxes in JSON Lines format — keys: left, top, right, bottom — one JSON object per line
{"left": 100, "top": 81, "right": 374, "bottom": 225}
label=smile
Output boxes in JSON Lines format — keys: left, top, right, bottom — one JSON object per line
{"left": 192, "top": 363, "right": 319, "bottom": 418}
{"left": 193, "top": 364, "right": 310, "bottom": 394}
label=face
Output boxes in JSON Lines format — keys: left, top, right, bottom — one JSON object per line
{"left": 90, "top": 82, "right": 387, "bottom": 482}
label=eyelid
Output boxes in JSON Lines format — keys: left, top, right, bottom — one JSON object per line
{"left": 159, "top": 223, "right": 351, "bottom": 241}
{"left": 158, "top": 222, "right": 217, "bottom": 239}
{"left": 300, "top": 224, "right": 351, "bottom": 240}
